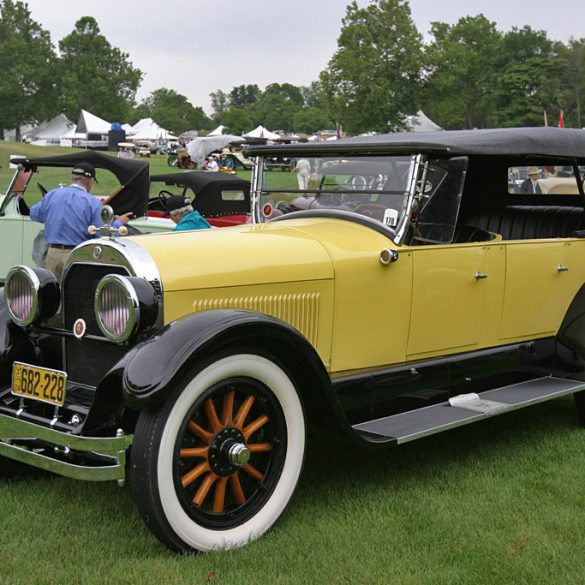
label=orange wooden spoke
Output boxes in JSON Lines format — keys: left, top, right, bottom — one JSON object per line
{"left": 243, "top": 414, "right": 269, "bottom": 440}
{"left": 188, "top": 420, "right": 212, "bottom": 443}
{"left": 233, "top": 395, "right": 255, "bottom": 429}
{"left": 213, "top": 477, "right": 228, "bottom": 514}
{"left": 248, "top": 442, "right": 273, "bottom": 453}
{"left": 181, "top": 461, "right": 210, "bottom": 488}
{"left": 242, "top": 463, "right": 264, "bottom": 481}
{"left": 193, "top": 472, "right": 218, "bottom": 507}
{"left": 230, "top": 473, "right": 246, "bottom": 505}
{"left": 221, "top": 390, "right": 235, "bottom": 426}
{"left": 179, "top": 446, "right": 208, "bottom": 459}
{"left": 204, "top": 398, "right": 223, "bottom": 432}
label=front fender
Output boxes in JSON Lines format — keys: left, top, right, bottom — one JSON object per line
{"left": 115, "top": 310, "right": 348, "bottom": 436}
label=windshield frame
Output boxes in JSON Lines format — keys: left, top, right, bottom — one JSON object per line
{"left": 251, "top": 153, "right": 424, "bottom": 245}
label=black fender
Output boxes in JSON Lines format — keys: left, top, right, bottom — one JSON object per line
{"left": 0, "top": 291, "right": 38, "bottom": 386}
{"left": 555, "top": 283, "right": 585, "bottom": 380}
{"left": 114, "top": 310, "right": 351, "bottom": 437}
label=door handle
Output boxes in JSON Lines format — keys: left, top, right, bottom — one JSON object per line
{"left": 474, "top": 271, "right": 488, "bottom": 280}
{"left": 557, "top": 265, "right": 569, "bottom": 273}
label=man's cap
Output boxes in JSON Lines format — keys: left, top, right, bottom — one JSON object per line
{"left": 527, "top": 166, "right": 541, "bottom": 176}
{"left": 72, "top": 162, "right": 98, "bottom": 182}
{"left": 166, "top": 195, "right": 192, "bottom": 215}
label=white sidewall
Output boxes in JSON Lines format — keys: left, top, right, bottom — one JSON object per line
{"left": 157, "top": 354, "right": 305, "bottom": 552}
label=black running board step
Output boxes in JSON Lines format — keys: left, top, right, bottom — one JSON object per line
{"left": 352, "top": 376, "right": 585, "bottom": 445}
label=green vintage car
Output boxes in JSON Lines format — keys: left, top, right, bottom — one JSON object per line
{"left": 0, "top": 151, "right": 174, "bottom": 283}
{"left": 2, "top": 127, "right": 585, "bottom": 554}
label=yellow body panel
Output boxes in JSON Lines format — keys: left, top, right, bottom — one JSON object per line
{"left": 277, "top": 219, "right": 413, "bottom": 372}
{"left": 129, "top": 220, "right": 585, "bottom": 376}
{"left": 500, "top": 239, "right": 585, "bottom": 340}
{"left": 131, "top": 219, "right": 412, "bottom": 374}
{"left": 133, "top": 224, "right": 333, "bottom": 292}
{"left": 407, "top": 243, "right": 506, "bottom": 360}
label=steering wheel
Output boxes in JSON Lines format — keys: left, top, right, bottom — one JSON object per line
{"left": 314, "top": 191, "right": 345, "bottom": 207}
{"left": 158, "top": 189, "right": 174, "bottom": 207}
{"left": 353, "top": 203, "right": 388, "bottom": 221}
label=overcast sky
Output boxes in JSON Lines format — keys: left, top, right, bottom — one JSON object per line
{"left": 20, "top": 0, "right": 585, "bottom": 117}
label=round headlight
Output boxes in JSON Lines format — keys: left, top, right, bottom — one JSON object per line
{"left": 5, "top": 266, "right": 59, "bottom": 327}
{"left": 94, "top": 275, "right": 157, "bottom": 343}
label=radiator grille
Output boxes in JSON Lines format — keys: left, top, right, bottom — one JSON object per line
{"left": 63, "top": 264, "right": 130, "bottom": 385}
{"left": 194, "top": 293, "right": 320, "bottom": 345}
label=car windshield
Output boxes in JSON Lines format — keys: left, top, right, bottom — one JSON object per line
{"left": 256, "top": 155, "right": 416, "bottom": 230}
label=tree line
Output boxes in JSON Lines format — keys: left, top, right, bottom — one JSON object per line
{"left": 1, "top": 0, "right": 584, "bottom": 139}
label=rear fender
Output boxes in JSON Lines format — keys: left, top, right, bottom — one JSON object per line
{"left": 555, "top": 284, "right": 585, "bottom": 380}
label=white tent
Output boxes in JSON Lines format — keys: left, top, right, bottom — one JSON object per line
{"left": 30, "top": 113, "right": 76, "bottom": 142}
{"left": 127, "top": 118, "right": 177, "bottom": 141}
{"left": 128, "top": 117, "right": 152, "bottom": 133}
{"left": 405, "top": 111, "right": 442, "bottom": 132}
{"left": 76, "top": 109, "right": 111, "bottom": 136}
{"left": 208, "top": 125, "right": 225, "bottom": 136}
{"left": 186, "top": 135, "right": 245, "bottom": 167}
{"left": 244, "top": 125, "right": 280, "bottom": 140}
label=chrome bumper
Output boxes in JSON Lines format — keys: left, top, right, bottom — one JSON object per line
{"left": 0, "top": 412, "right": 133, "bottom": 482}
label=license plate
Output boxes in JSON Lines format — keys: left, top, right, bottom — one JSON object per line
{"left": 11, "top": 362, "right": 67, "bottom": 407}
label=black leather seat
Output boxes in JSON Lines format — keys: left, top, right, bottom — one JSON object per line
{"left": 464, "top": 206, "right": 585, "bottom": 240}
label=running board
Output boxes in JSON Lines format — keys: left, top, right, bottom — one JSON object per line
{"left": 352, "top": 376, "right": 585, "bottom": 445}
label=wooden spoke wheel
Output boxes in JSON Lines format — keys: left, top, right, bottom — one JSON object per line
{"left": 173, "top": 376, "right": 286, "bottom": 528}
{"left": 131, "top": 353, "right": 305, "bottom": 553}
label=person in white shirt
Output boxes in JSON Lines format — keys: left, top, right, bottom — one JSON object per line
{"left": 294, "top": 159, "right": 311, "bottom": 190}
{"left": 203, "top": 155, "right": 219, "bottom": 172}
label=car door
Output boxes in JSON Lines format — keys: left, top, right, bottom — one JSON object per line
{"left": 406, "top": 242, "right": 506, "bottom": 359}
{"left": 0, "top": 195, "right": 26, "bottom": 279}
{"left": 499, "top": 240, "right": 584, "bottom": 340}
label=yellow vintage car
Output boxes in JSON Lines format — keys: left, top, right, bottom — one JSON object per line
{"left": 2, "top": 127, "right": 585, "bottom": 553}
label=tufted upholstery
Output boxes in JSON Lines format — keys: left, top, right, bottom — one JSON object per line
{"left": 464, "top": 205, "right": 585, "bottom": 240}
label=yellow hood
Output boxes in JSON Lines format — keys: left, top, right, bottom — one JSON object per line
{"left": 129, "top": 221, "right": 335, "bottom": 292}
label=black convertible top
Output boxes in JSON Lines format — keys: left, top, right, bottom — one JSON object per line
{"left": 150, "top": 171, "right": 251, "bottom": 216}
{"left": 150, "top": 171, "right": 250, "bottom": 192}
{"left": 246, "top": 127, "right": 585, "bottom": 160}
{"left": 11, "top": 151, "right": 149, "bottom": 217}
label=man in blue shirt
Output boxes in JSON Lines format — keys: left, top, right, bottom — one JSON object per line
{"left": 30, "top": 162, "right": 132, "bottom": 280}
{"left": 165, "top": 195, "right": 211, "bottom": 231}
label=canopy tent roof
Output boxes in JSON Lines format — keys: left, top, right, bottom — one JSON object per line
{"left": 60, "top": 125, "right": 77, "bottom": 139}
{"left": 404, "top": 110, "right": 442, "bottom": 132}
{"left": 243, "top": 125, "right": 280, "bottom": 140}
{"left": 127, "top": 117, "right": 177, "bottom": 141}
{"left": 76, "top": 109, "right": 111, "bottom": 135}
{"left": 30, "top": 113, "right": 76, "bottom": 140}
{"left": 208, "top": 125, "right": 225, "bottom": 136}
{"left": 186, "top": 135, "right": 245, "bottom": 167}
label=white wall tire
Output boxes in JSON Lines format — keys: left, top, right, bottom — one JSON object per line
{"left": 132, "top": 353, "right": 305, "bottom": 552}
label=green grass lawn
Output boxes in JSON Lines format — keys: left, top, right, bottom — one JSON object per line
{"left": 1, "top": 397, "right": 585, "bottom": 585}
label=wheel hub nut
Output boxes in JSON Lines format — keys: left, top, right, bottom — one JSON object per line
{"left": 227, "top": 442, "right": 250, "bottom": 466}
